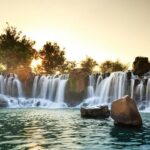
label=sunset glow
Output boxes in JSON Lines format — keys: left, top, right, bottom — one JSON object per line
{"left": 0, "top": 0, "right": 150, "bottom": 64}
{"left": 31, "top": 58, "right": 42, "bottom": 73}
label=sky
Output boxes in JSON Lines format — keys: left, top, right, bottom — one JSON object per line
{"left": 0, "top": 0, "right": 150, "bottom": 66}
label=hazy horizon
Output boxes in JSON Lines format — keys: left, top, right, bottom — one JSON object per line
{"left": 0, "top": 0, "right": 150, "bottom": 66}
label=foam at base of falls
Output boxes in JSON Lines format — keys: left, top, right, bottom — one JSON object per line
{"left": 0, "top": 94, "right": 68, "bottom": 108}
{"left": 0, "top": 74, "right": 69, "bottom": 108}
{"left": 1, "top": 71, "right": 150, "bottom": 111}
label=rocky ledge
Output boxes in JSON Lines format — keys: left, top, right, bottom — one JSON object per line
{"left": 80, "top": 105, "right": 110, "bottom": 119}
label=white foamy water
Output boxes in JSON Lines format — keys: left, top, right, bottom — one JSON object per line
{"left": 0, "top": 72, "right": 150, "bottom": 111}
{"left": 84, "top": 72, "right": 150, "bottom": 111}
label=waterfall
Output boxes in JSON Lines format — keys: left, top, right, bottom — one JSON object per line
{"left": 0, "top": 71, "right": 150, "bottom": 109}
{"left": 0, "top": 74, "right": 69, "bottom": 108}
{"left": 92, "top": 72, "right": 127, "bottom": 105}
{"left": 82, "top": 72, "right": 150, "bottom": 110}
{"left": 0, "top": 74, "right": 23, "bottom": 97}
{"left": 136, "top": 81, "right": 144, "bottom": 102}
{"left": 31, "top": 74, "right": 68, "bottom": 103}
{"left": 82, "top": 72, "right": 129, "bottom": 106}
{"left": 39, "top": 76, "right": 50, "bottom": 99}
{"left": 12, "top": 78, "right": 24, "bottom": 97}
{"left": 55, "top": 76, "right": 68, "bottom": 103}
{"left": 0, "top": 75, "right": 4, "bottom": 94}
{"left": 131, "top": 79, "right": 135, "bottom": 99}
{"left": 87, "top": 75, "right": 95, "bottom": 97}
{"left": 32, "top": 76, "right": 39, "bottom": 98}
{"left": 48, "top": 76, "right": 59, "bottom": 101}
{"left": 146, "top": 78, "right": 150, "bottom": 106}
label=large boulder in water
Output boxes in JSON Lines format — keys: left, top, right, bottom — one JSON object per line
{"left": 65, "top": 68, "right": 89, "bottom": 106}
{"left": 111, "top": 95, "right": 142, "bottom": 126}
{"left": 133, "top": 56, "right": 150, "bottom": 76}
{"left": 80, "top": 105, "right": 110, "bottom": 119}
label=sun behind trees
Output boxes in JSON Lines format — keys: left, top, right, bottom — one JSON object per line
{"left": 0, "top": 23, "right": 128, "bottom": 74}
{"left": 0, "top": 23, "right": 76, "bottom": 74}
{"left": 0, "top": 23, "right": 35, "bottom": 72}
{"left": 35, "top": 42, "right": 76, "bottom": 74}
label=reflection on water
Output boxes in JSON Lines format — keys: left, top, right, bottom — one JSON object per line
{"left": 0, "top": 109, "right": 150, "bottom": 150}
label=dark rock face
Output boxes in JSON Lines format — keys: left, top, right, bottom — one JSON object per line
{"left": 126, "top": 71, "right": 132, "bottom": 81}
{"left": 111, "top": 95, "right": 142, "bottom": 126}
{"left": 133, "top": 57, "right": 150, "bottom": 76}
{"left": 0, "top": 98, "right": 8, "bottom": 108}
{"left": 14, "top": 67, "right": 35, "bottom": 97}
{"left": 80, "top": 105, "right": 110, "bottom": 119}
{"left": 65, "top": 69, "right": 89, "bottom": 106}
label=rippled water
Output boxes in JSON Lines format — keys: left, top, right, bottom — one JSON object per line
{"left": 0, "top": 109, "right": 150, "bottom": 150}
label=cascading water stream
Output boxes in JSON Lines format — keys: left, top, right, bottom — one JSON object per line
{"left": 85, "top": 72, "right": 127, "bottom": 106}
{"left": 87, "top": 75, "right": 95, "bottom": 98}
{"left": 146, "top": 78, "right": 150, "bottom": 106}
{"left": 55, "top": 76, "right": 68, "bottom": 103}
{"left": 30, "top": 74, "right": 69, "bottom": 107}
{"left": 136, "top": 81, "right": 144, "bottom": 102}
{"left": 0, "top": 71, "right": 150, "bottom": 109}
{"left": 131, "top": 79, "right": 135, "bottom": 99}
{"left": 0, "top": 74, "right": 23, "bottom": 97}
{"left": 32, "top": 75, "right": 39, "bottom": 98}
{"left": 0, "top": 75, "right": 4, "bottom": 94}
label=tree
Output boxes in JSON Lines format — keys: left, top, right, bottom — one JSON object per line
{"left": 100, "top": 60, "right": 128, "bottom": 73}
{"left": 60, "top": 61, "right": 76, "bottom": 73}
{"left": 39, "top": 42, "right": 66, "bottom": 74}
{"left": 0, "top": 23, "right": 35, "bottom": 71}
{"left": 80, "top": 56, "right": 97, "bottom": 73}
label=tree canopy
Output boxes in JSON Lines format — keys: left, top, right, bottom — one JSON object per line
{"left": 100, "top": 60, "right": 128, "bottom": 73}
{"left": 0, "top": 23, "right": 130, "bottom": 75}
{"left": 0, "top": 23, "right": 35, "bottom": 71}
{"left": 60, "top": 61, "right": 76, "bottom": 73}
{"left": 80, "top": 56, "right": 97, "bottom": 73}
{"left": 39, "top": 42, "right": 66, "bottom": 74}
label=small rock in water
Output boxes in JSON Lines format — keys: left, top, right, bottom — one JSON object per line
{"left": 111, "top": 95, "right": 142, "bottom": 127}
{"left": 36, "top": 101, "right": 41, "bottom": 107}
{"left": 0, "top": 98, "right": 8, "bottom": 108}
{"left": 139, "top": 105, "right": 145, "bottom": 110}
{"left": 80, "top": 105, "right": 110, "bottom": 119}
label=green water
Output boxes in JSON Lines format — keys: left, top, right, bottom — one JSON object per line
{"left": 0, "top": 109, "right": 150, "bottom": 150}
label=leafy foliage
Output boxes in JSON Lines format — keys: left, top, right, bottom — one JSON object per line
{"left": 100, "top": 60, "right": 128, "bottom": 73}
{"left": 39, "top": 42, "right": 66, "bottom": 74}
{"left": 0, "top": 23, "right": 35, "bottom": 71}
{"left": 60, "top": 61, "right": 76, "bottom": 73}
{"left": 80, "top": 56, "right": 97, "bottom": 73}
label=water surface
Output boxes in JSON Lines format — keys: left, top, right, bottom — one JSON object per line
{"left": 0, "top": 109, "right": 150, "bottom": 150}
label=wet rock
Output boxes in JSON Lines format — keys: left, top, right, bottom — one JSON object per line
{"left": 126, "top": 71, "right": 132, "bottom": 81}
{"left": 139, "top": 105, "right": 145, "bottom": 111}
{"left": 111, "top": 95, "right": 142, "bottom": 126}
{"left": 15, "top": 67, "right": 35, "bottom": 97}
{"left": 36, "top": 101, "right": 41, "bottom": 107}
{"left": 80, "top": 105, "right": 110, "bottom": 119}
{"left": 65, "top": 68, "right": 89, "bottom": 106}
{"left": 0, "top": 98, "right": 8, "bottom": 108}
